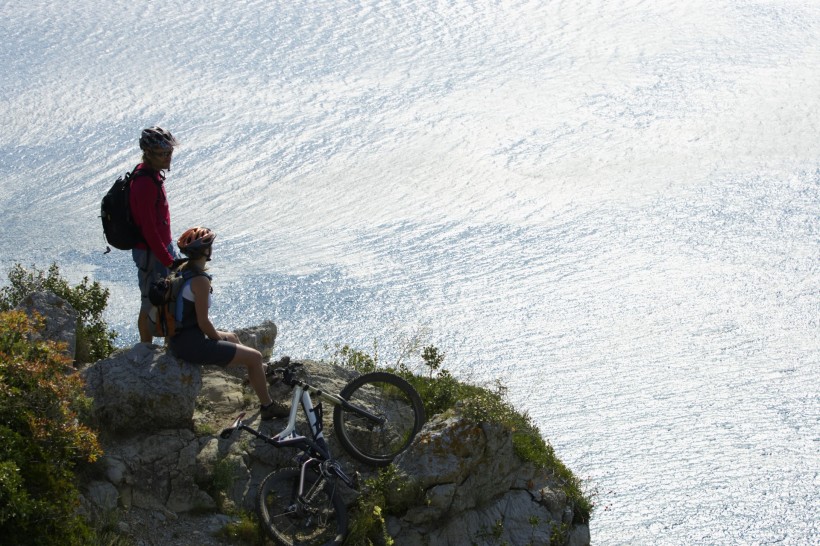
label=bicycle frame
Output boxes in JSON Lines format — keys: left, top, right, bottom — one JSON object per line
{"left": 221, "top": 359, "right": 423, "bottom": 545}
{"left": 222, "top": 395, "right": 332, "bottom": 463}
{"left": 279, "top": 372, "right": 388, "bottom": 435}
{"left": 275, "top": 383, "right": 332, "bottom": 458}
{"left": 220, "top": 381, "right": 356, "bottom": 489}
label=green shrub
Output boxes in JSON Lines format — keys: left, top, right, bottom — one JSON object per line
{"left": 0, "top": 310, "right": 103, "bottom": 545}
{"left": 328, "top": 343, "right": 377, "bottom": 374}
{"left": 346, "top": 465, "right": 424, "bottom": 546}
{"left": 87, "top": 509, "right": 135, "bottom": 546}
{"left": 210, "top": 457, "right": 241, "bottom": 508}
{"left": 0, "top": 262, "right": 117, "bottom": 363}
{"left": 216, "top": 512, "right": 266, "bottom": 545}
{"left": 421, "top": 345, "right": 444, "bottom": 377}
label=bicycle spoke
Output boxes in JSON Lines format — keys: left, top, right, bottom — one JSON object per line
{"left": 257, "top": 467, "right": 347, "bottom": 546}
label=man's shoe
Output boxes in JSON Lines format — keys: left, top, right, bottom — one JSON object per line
{"left": 261, "top": 400, "right": 289, "bottom": 421}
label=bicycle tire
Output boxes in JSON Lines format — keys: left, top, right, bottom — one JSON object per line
{"left": 256, "top": 467, "right": 348, "bottom": 546}
{"left": 333, "top": 371, "right": 426, "bottom": 466}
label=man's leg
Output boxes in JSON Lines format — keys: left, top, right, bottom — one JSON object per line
{"left": 133, "top": 248, "right": 167, "bottom": 343}
{"left": 138, "top": 309, "right": 153, "bottom": 343}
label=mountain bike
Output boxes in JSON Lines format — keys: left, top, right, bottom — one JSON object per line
{"left": 220, "top": 357, "right": 425, "bottom": 545}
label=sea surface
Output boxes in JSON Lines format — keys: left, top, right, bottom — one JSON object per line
{"left": 1, "top": 1, "right": 818, "bottom": 544}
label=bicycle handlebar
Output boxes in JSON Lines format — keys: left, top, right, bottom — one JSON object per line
{"left": 265, "top": 356, "right": 305, "bottom": 387}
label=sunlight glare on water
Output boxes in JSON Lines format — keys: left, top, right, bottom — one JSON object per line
{"left": 1, "top": 1, "right": 818, "bottom": 544}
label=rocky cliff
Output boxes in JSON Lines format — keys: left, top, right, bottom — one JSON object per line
{"left": 22, "top": 291, "right": 591, "bottom": 545}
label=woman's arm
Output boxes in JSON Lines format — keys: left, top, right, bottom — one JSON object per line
{"left": 191, "top": 275, "right": 222, "bottom": 340}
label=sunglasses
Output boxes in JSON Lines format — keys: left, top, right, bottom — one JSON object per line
{"left": 152, "top": 149, "right": 173, "bottom": 158}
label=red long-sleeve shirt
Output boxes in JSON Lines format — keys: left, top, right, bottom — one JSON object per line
{"left": 129, "top": 164, "right": 174, "bottom": 267}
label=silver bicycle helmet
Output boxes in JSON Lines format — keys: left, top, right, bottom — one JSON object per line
{"left": 139, "top": 126, "right": 179, "bottom": 151}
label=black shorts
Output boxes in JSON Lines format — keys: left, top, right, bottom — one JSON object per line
{"left": 169, "top": 327, "right": 237, "bottom": 366}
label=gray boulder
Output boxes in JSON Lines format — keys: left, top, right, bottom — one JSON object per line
{"left": 385, "top": 410, "right": 591, "bottom": 545}
{"left": 15, "top": 290, "right": 78, "bottom": 359}
{"left": 81, "top": 343, "right": 202, "bottom": 434}
{"left": 103, "top": 429, "right": 215, "bottom": 513}
{"left": 233, "top": 320, "right": 277, "bottom": 359}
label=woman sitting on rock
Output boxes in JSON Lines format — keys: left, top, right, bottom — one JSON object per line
{"left": 169, "top": 226, "right": 287, "bottom": 420}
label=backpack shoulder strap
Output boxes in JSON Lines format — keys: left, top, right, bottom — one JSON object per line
{"left": 130, "top": 164, "right": 162, "bottom": 182}
{"left": 181, "top": 268, "right": 212, "bottom": 280}
{"left": 173, "top": 270, "right": 212, "bottom": 323}
{"left": 129, "top": 165, "right": 166, "bottom": 217}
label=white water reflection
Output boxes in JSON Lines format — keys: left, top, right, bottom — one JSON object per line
{"left": 1, "top": 1, "right": 818, "bottom": 543}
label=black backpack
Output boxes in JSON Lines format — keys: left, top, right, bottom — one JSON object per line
{"left": 100, "top": 166, "right": 149, "bottom": 251}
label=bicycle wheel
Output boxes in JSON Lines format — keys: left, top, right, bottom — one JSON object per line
{"left": 256, "top": 467, "right": 347, "bottom": 546}
{"left": 333, "top": 371, "right": 426, "bottom": 466}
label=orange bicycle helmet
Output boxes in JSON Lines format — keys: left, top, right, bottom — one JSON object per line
{"left": 177, "top": 227, "right": 216, "bottom": 259}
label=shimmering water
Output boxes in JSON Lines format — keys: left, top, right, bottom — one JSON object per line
{"left": 1, "top": 1, "right": 818, "bottom": 544}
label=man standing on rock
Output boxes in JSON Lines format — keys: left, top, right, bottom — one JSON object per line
{"left": 130, "top": 126, "right": 180, "bottom": 342}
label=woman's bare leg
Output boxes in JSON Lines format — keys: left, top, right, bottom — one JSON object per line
{"left": 228, "top": 344, "right": 272, "bottom": 406}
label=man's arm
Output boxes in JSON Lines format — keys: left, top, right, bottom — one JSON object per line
{"left": 130, "top": 176, "right": 174, "bottom": 267}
